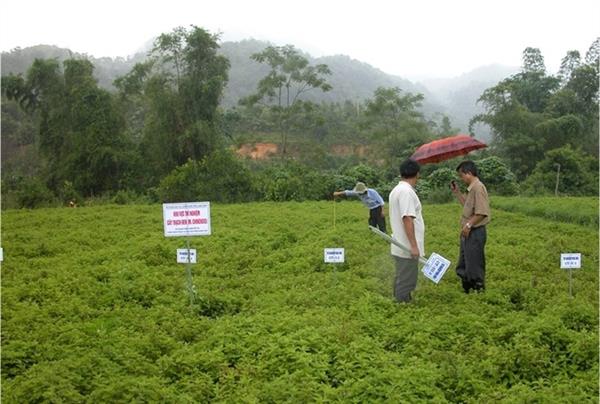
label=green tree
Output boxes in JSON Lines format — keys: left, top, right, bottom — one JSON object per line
{"left": 116, "top": 26, "right": 230, "bottom": 185}
{"left": 362, "top": 86, "right": 431, "bottom": 165}
{"left": 240, "top": 45, "right": 332, "bottom": 155}
{"left": 2, "top": 58, "right": 131, "bottom": 196}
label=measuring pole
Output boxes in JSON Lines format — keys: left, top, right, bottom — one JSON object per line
{"left": 185, "top": 238, "right": 195, "bottom": 305}
{"left": 568, "top": 268, "right": 572, "bottom": 298}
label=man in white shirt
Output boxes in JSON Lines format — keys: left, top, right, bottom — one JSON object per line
{"left": 388, "top": 159, "right": 425, "bottom": 303}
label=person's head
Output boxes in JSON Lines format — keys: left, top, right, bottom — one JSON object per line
{"left": 456, "top": 160, "right": 478, "bottom": 185}
{"left": 400, "top": 159, "right": 420, "bottom": 182}
{"left": 353, "top": 182, "right": 367, "bottom": 195}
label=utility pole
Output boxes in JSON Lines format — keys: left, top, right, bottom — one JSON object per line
{"left": 554, "top": 163, "right": 561, "bottom": 196}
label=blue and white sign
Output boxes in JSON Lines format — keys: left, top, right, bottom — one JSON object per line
{"left": 421, "top": 253, "right": 450, "bottom": 284}
{"left": 324, "top": 248, "right": 345, "bottom": 263}
{"left": 560, "top": 253, "right": 581, "bottom": 269}
{"left": 177, "top": 249, "right": 197, "bottom": 264}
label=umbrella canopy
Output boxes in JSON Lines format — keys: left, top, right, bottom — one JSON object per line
{"left": 410, "top": 134, "right": 487, "bottom": 164}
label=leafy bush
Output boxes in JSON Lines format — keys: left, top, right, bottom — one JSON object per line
{"left": 414, "top": 178, "right": 432, "bottom": 201}
{"left": 257, "top": 162, "right": 346, "bottom": 201}
{"left": 158, "top": 150, "right": 258, "bottom": 203}
{"left": 57, "top": 181, "right": 82, "bottom": 205}
{"left": 14, "top": 177, "right": 57, "bottom": 208}
{"left": 522, "top": 146, "right": 598, "bottom": 196}
{"left": 427, "top": 167, "right": 455, "bottom": 189}
{"left": 476, "top": 156, "right": 519, "bottom": 196}
{"left": 342, "top": 163, "right": 383, "bottom": 187}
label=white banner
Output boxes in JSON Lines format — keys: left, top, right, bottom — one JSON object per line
{"left": 163, "top": 202, "right": 211, "bottom": 237}
{"left": 324, "top": 248, "right": 345, "bottom": 263}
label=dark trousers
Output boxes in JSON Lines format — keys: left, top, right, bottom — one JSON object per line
{"left": 456, "top": 226, "right": 487, "bottom": 293}
{"left": 369, "top": 206, "right": 386, "bottom": 233}
{"left": 394, "top": 256, "right": 418, "bottom": 302}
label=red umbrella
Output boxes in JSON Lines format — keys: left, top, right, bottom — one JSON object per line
{"left": 410, "top": 134, "right": 487, "bottom": 164}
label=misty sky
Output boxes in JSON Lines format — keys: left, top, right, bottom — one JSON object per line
{"left": 1, "top": 0, "right": 598, "bottom": 79}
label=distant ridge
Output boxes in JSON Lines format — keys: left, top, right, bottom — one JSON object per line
{"left": 1, "top": 41, "right": 518, "bottom": 136}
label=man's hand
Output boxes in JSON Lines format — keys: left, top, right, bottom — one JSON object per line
{"left": 461, "top": 224, "right": 472, "bottom": 238}
{"left": 333, "top": 191, "right": 343, "bottom": 198}
{"left": 410, "top": 245, "right": 420, "bottom": 259}
{"left": 380, "top": 209, "right": 385, "bottom": 218}
{"left": 450, "top": 180, "right": 459, "bottom": 194}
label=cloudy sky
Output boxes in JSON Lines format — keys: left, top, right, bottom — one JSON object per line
{"left": 1, "top": 0, "right": 598, "bottom": 79}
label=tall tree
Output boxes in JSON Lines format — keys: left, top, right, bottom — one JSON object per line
{"left": 115, "top": 26, "right": 230, "bottom": 184}
{"left": 240, "top": 45, "right": 332, "bottom": 155}
{"left": 362, "top": 86, "right": 431, "bottom": 164}
{"left": 2, "top": 58, "right": 131, "bottom": 195}
{"left": 472, "top": 43, "right": 598, "bottom": 178}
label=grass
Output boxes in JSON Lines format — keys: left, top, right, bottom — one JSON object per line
{"left": 491, "top": 196, "right": 599, "bottom": 227}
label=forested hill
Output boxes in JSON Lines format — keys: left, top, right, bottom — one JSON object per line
{"left": 218, "top": 39, "right": 432, "bottom": 106}
{"left": 1, "top": 40, "right": 516, "bottom": 133}
{"left": 1, "top": 41, "right": 434, "bottom": 106}
{"left": 0, "top": 45, "right": 146, "bottom": 90}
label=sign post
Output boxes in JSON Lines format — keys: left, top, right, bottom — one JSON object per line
{"left": 560, "top": 253, "right": 581, "bottom": 298}
{"left": 163, "top": 202, "right": 211, "bottom": 306}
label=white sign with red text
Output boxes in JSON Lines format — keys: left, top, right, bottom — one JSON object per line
{"left": 163, "top": 202, "right": 211, "bottom": 237}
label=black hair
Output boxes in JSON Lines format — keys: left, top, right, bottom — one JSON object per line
{"left": 456, "top": 161, "right": 479, "bottom": 177}
{"left": 400, "top": 159, "right": 420, "bottom": 178}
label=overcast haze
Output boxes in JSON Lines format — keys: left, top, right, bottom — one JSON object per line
{"left": 1, "top": 0, "right": 598, "bottom": 79}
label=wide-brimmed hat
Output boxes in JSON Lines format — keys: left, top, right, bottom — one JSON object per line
{"left": 353, "top": 182, "right": 367, "bottom": 194}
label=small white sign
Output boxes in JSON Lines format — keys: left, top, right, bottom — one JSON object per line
{"left": 163, "top": 202, "right": 211, "bottom": 237}
{"left": 561, "top": 253, "right": 581, "bottom": 269}
{"left": 324, "top": 248, "right": 345, "bottom": 263}
{"left": 177, "top": 249, "right": 197, "bottom": 264}
{"left": 0, "top": 247, "right": 3, "bottom": 262}
{"left": 421, "top": 253, "right": 451, "bottom": 284}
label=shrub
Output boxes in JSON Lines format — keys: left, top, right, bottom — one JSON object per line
{"left": 15, "top": 177, "right": 57, "bottom": 208}
{"left": 522, "top": 146, "right": 598, "bottom": 196}
{"left": 476, "top": 156, "right": 519, "bottom": 196}
{"left": 427, "top": 167, "right": 455, "bottom": 189}
{"left": 342, "top": 163, "right": 383, "bottom": 187}
{"left": 158, "top": 150, "right": 258, "bottom": 203}
{"left": 257, "top": 162, "right": 344, "bottom": 201}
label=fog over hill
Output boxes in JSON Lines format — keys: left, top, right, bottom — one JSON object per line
{"left": 1, "top": 40, "right": 519, "bottom": 140}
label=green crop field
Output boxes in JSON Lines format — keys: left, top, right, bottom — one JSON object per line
{"left": 492, "top": 196, "right": 599, "bottom": 227}
{"left": 2, "top": 200, "right": 598, "bottom": 402}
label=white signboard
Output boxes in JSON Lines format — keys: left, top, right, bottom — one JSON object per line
{"left": 177, "top": 249, "right": 197, "bottom": 264}
{"left": 324, "top": 248, "right": 345, "bottom": 263}
{"left": 561, "top": 253, "right": 581, "bottom": 269}
{"left": 163, "top": 202, "right": 211, "bottom": 237}
{"left": 0, "top": 247, "right": 3, "bottom": 262}
{"left": 421, "top": 253, "right": 451, "bottom": 284}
